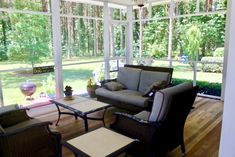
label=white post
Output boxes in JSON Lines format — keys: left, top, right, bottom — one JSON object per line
{"left": 109, "top": 8, "right": 115, "bottom": 58}
{"left": 219, "top": 0, "right": 235, "bottom": 156}
{"left": 168, "top": 17, "right": 173, "bottom": 67}
{"left": 139, "top": 7, "right": 143, "bottom": 58}
{"left": 126, "top": 5, "right": 133, "bottom": 64}
{"left": 168, "top": 1, "right": 175, "bottom": 68}
{"left": 148, "top": 2, "right": 152, "bottom": 19}
{"left": 120, "top": 9, "right": 123, "bottom": 50}
{"left": 51, "top": 0, "right": 63, "bottom": 98}
{"left": 0, "top": 78, "right": 3, "bottom": 107}
{"left": 103, "top": 2, "right": 110, "bottom": 79}
{"left": 221, "top": 3, "right": 229, "bottom": 101}
{"left": 167, "top": 0, "right": 175, "bottom": 67}
{"left": 196, "top": 0, "right": 200, "bottom": 13}
{"left": 193, "top": 62, "right": 197, "bottom": 86}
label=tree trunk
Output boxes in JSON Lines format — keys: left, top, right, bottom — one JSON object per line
{"left": 41, "top": 0, "right": 48, "bottom": 12}
{"left": 1, "top": 17, "right": 8, "bottom": 60}
{"left": 206, "top": 0, "right": 213, "bottom": 11}
{"left": 93, "top": 20, "right": 98, "bottom": 57}
{"left": 67, "top": 3, "right": 72, "bottom": 59}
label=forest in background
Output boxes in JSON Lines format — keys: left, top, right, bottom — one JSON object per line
{"left": 0, "top": 0, "right": 227, "bottom": 68}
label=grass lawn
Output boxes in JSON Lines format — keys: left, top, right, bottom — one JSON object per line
{"left": 0, "top": 58, "right": 222, "bottom": 106}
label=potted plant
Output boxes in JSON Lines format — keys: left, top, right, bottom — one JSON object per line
{"left": 64, "top": 85, "right": 73, "bottom": 98}
{"left": 87, "top": 78, "right": 98, "bottom": 98}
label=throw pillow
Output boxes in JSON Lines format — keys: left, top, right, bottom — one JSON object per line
{"left": 104, "top": 81, "right": 126, "bottom": 91}
{"left": 143, "top": 81, "right": 167, "bottom": 97}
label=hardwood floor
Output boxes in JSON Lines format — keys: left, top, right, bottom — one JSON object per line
{"left": 28, "top": 97, "right": 223, "bottom": 157}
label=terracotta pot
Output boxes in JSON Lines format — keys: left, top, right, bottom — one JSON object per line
{"left": 87, "top": 87, "right": 97, "bottom": 98}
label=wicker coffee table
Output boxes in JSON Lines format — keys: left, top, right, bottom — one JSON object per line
{"left": 62, "top": 127, "right": 137, "bottom": 157}
{"left": 51, "top": 96, "right": 111, "bottom": 131}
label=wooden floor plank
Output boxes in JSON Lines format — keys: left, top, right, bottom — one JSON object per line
{"left": 28, "top": 97, "right": 223, "bottom": 157}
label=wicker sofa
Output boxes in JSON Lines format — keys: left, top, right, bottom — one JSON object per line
{"left": 95, "top": 64, "right": 173, "bottom": 112}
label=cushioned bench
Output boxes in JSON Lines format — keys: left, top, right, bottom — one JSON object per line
{"left": 95, "top": 64, "right": 173, "bottom": 112}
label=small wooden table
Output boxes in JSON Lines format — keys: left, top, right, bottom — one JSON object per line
{"left": 50, "top": 96, "right": 111, "bottom": 131}
{"left": 62, "top": 127, "right": 137, "bottom": 157}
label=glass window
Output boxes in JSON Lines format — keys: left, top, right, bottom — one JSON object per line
{"left": 0, "top": 12, "right": 52, "bottom": 69}
{"left": 62, "top": 62, "right": 103, "bottom": 94}
{"left": 61, "top": 17, "right": 104, "bottom": 61}
{"left": 60, "top": 1, "right": 103, "bottom": 18}
{"left": 175, "top": 0, "right": 197, "bottom": 15}
{"left": 142, "top": 19, "right": 169, "bottom": 59}
{"left": 110, "top": 25, "right": 126, "bottom": 58}
{"left": 172, "top": 14, "right": 226, "bottom": 96}
{"left": 1, "top": 72, "right": 55, "bottom": 106}
{"left": 112, "top": 8, "right": 127, "bottom": 21}
{"left": 200, "top": 0, "right": 227, "bottom": 12}
{"left": 152, "top": 3, "right": 169, "bottom": 18}
{"left": 133, "top": 22, "right": 140, "bottom": 58}
{"left": 133, "top": 8, "right": 139, "bottom": 20}
{"left": 0, "top": 0, "right": 51, "bottom": 12}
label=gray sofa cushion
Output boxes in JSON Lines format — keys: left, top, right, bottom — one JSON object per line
{"left": 138, "top": 70, "right": 170, "bottom": 93}
{"left": 117, "top": 67, "right": 142, "bottom": 91}
{"left": 95, "top": 88, "right": 149, "bottom": 107}
{"left": 149, "top": 83, "right": 193, "bottom": 122}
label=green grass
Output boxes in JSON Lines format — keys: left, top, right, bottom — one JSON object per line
{"left": 1, "top": 59, "right": 222, "bottom": 106}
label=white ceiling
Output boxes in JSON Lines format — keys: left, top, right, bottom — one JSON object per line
{"left": 107, "top": 0, "right": 137, "bottom": 5}
{"left": 64, "top": 0, "right": 166, "bottom": 7}
{"left": 105, "top": 0, "right": 167, "bottom": 5}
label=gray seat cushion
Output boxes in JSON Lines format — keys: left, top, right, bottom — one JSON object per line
{"left": 149, "top": 83, "right": 193, "bottom": 122}
{"left": 95, "top": 88, "right": 150, "bottom": 107}
{"left": 138, "top": 70, "right": 170, "bottom": 93}
{"left": 135, "top": 111, "right": 150, "bottom": 121}
{"left": 117, "top": 67, "right": 142, "bottom": 91}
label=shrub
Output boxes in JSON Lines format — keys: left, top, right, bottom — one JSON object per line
{"left": 150, "top": 44, "right": 166, "bottom": 59}
{"left": 172, "top": 78, "right": 221, "bottom": 96}
{"left": 213, "top": 47, "right": 224, "bottom": 57}
{"left": 201, "top": 57, "right": 223, "bottom": 73}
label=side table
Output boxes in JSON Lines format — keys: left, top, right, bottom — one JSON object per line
{"left": 62, "top": 127, "right": 138, "bottom": 157}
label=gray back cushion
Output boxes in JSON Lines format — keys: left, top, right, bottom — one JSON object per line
{"left": 138, "top": 70, "right": 170, "bottom": 93}
{"left": 117, "top": 67, "right": 142, "bottom": 91}
{"left": 149, "top": 83, "right": 193, "bottom": 122}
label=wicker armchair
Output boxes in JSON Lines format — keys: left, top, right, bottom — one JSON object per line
{"left": 110, "top": 83, "right": 199, "bottom": 157}
{"left": 0, "top": 105, "right": 61, "bottom": 157}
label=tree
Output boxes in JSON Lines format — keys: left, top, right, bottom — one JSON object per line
{"left": 0, "top": 12, "right": 10, "bottom": 61}
{"left": 8, "top": 14, "right": 50, "bottom": 68}
{"left": 183, "top": 25, "right": 201, "bottom": 61}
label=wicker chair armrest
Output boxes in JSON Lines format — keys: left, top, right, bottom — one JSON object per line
{"left": 110, "top": 112, "right": 160, "bottom": 144}
{"left": 0, "top": 121, "right": 62, "bottom": 157}
{"left": 0, "top": 109, "right": 32, "bottom": 128}
{"left": 100, "top": 78, "right": 117, "bottom": 87}
{"left": 1, "top": 121, "right": 52, "bottom": 137}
